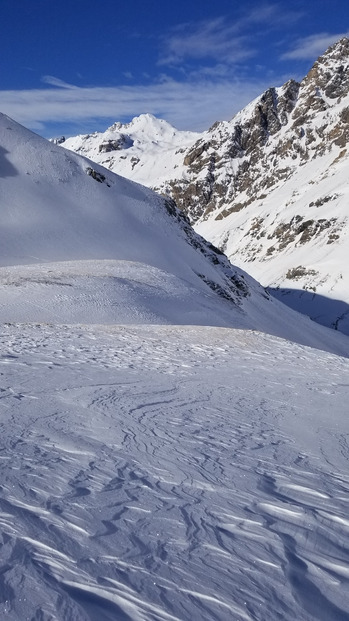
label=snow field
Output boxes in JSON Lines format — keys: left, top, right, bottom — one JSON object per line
{"left": 0, "top": 323, "right": 348, "bottom": 620}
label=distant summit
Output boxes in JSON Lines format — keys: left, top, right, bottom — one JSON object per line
{"left": 63, "top": 113, "right": 199, "bottom": 186}
{"left": 109, "top": 113, "right": 178, "bottom": 137}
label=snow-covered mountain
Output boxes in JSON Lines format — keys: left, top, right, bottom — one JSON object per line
{"left": 63, "top": 38, "right": 349, "bottom": 335}
{"left": 0, "top": 112, "right": 244, "bottom": 330}
{"left": 62, "top": 113, "right": 199, "bottom": 188}
{"left": 2, "top": 111, "right": 348, "bottom": 355}
{"left": 1, "top": 113, "right": 349, "bottom": 621}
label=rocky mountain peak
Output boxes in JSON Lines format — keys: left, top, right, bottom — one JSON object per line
{"left": 318, "top": 36, "right": 349, "bottom": 65}
{"left": 163, "top": 37, "right": 349, "bottom": 223}
{"left": 299, "top": 36, "right": 349, "bottom": 105}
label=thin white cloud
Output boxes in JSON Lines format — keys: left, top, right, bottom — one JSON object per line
{"left": 243, "top": 3, "right": 303, "bottom": 28}
{"left": 158, "top": 17, "right": 253, "bottom": 66}
{"left": 281, "top": 32, "right": 349, "bottom": 60}
{"left": 0, "top": 77, "right": 274, "bottom": 134}
{"left": 41, "top": 75, "right": 78, "bottom": 89}
{"left": 0, "top": 3, "right": 308, "bottom": 137}
{"left": 158, "top": 5, "right": 303, "bottom": 66}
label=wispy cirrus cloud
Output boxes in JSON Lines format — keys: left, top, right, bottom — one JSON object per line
{"left": 158, "top": 4, "right": 303, "bottom": 67}
{"left": 0, "top": 76, "right": 273, "bottom": 135}
{"left": 281, "top": 32, "right": 349, "bottom": 60}
{"left": 158, "top": 17, "right": 252, "bottom": 66}
{"left": 41, "top": 75, "right": 78, "bottom": 89}
{"left": 0, "top": 4, "right": 311, "bottom": 138}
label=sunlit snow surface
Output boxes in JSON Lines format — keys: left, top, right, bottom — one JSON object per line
{"left": 1, "top": 323, "right": 349, "bottom": 621}
{"left": 1, "top": 112, "right": 349, "bottom": 620}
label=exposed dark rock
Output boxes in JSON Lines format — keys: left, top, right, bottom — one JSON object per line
{"left": 159, "top": 38, "right": 349, "bottom": 232}
{"left": 50, "top": 136, "right": 66, "bottom": 145}
{"left": 286, "top": 266, "right": 318, "bottom": 280}
{"left": 86, "top": 167, "right": 110, "bottom": 186}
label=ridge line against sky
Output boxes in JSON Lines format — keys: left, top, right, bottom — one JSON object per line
{"left": 1, "top": 0, "right": 348, "bottom": 137}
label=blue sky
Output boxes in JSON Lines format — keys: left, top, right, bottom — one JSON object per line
{"left": 1, "top": 0, "right": 348, "bottom": 137}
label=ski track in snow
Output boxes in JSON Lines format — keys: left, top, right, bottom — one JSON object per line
{"left": 0, "top": 324, "right": 348, "bottom": 621}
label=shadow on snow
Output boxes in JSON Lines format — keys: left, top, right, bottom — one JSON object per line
{"left": 0, "top": 145, "right": 18, "bottom": 178}
{"left": 268, "top": 287, "right": 349, "bottom": 336}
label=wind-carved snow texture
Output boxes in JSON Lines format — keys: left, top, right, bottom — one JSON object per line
{"left": 0, "top": 323, "right": 348, "bottom": 621}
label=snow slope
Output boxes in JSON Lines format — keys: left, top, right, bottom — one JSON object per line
{"left": 0, "top": 111, "right": 248, "bottom": 331}
{"left": 196, "top": 147, "right": 349, "bottom": 333}
{"left": 0, "top": 323, "right": 348, "bottom": 621}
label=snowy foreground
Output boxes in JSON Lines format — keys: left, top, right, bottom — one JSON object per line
{"left": 1, "top": 322, "right": 349, "bottom": 621}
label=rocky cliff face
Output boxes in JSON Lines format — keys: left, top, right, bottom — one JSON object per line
{"left": 190, "top": 39, "right": 349, "bottom": 334}
{"left": 165, "top": 38, "right": 349, "bottom": 224}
